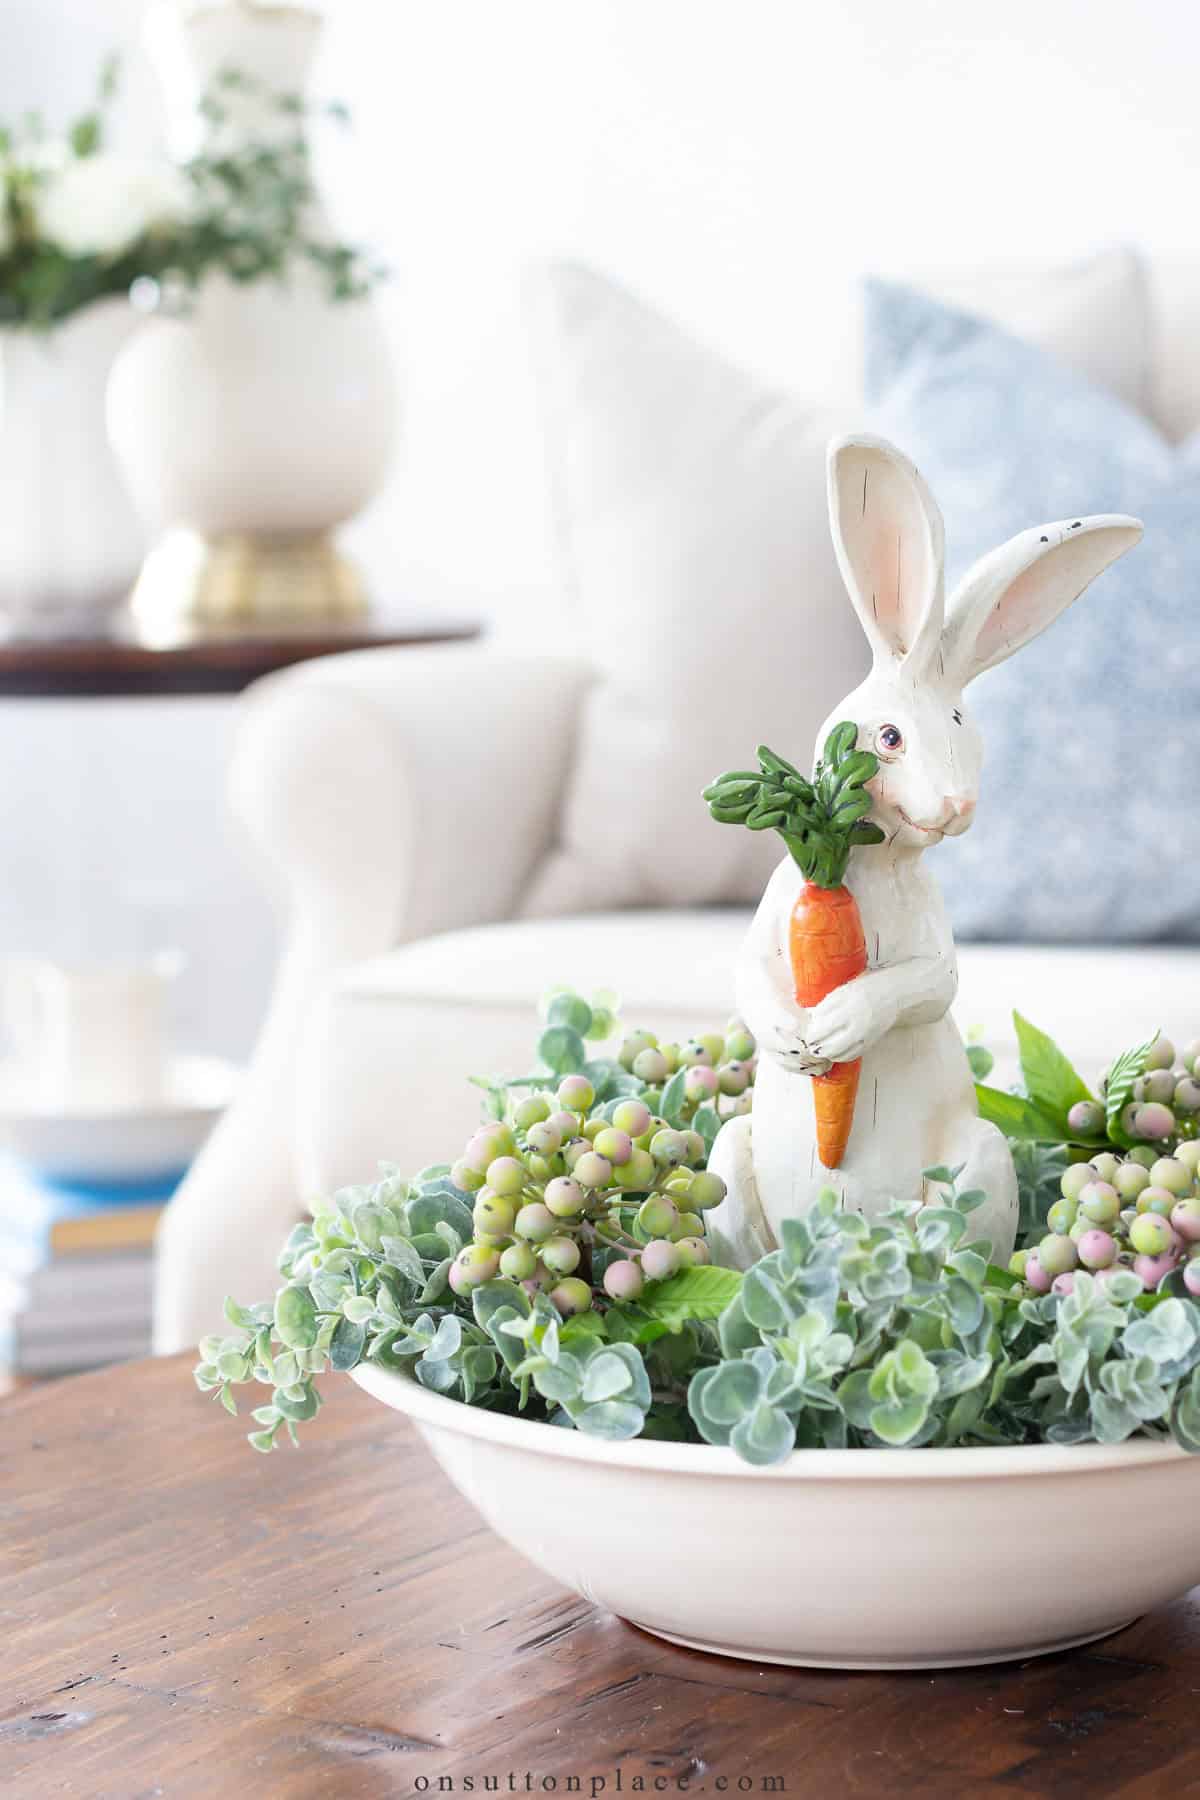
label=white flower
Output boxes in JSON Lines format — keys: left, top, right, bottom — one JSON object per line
{"left": 37, "top": 151, "right": 185, "bottom": 260}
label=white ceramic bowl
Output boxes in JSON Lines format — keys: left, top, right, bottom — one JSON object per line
{"left": 354, "top": 1362, "right": 1200, "bottom": 1669}
{"left": 0, "top": 1054, "right": 238, "bottom": 1186}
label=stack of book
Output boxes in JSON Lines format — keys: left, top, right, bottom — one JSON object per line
{"left": 0, "top": 1167, "right": 165, "bottom": 1378}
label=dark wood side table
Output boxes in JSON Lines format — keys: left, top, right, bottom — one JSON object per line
{"left": 4, "top": 1356, "right": 1200, "bottom": 1798}
{"left": 0, "top": 610, "right": 481, "bottom": 698}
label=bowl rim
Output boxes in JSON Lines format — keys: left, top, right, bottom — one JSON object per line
{"left": 351, "top": 1361, "right": 1197, "bottom": 1481}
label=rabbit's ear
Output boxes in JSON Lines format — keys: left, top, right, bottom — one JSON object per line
{"left": 827, "top": 434, "right": 945, "bottom": 670}
{"left": 943, "top": 514, "right": 1143, "bottom": 687}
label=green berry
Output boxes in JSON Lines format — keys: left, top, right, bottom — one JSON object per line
{"left": 674, "top": 1237, "right": 710, "bottom": 1267}
{"left": 454, "top": 1244, "right": 501, "bottom": 1287}
{"left": 698, "top": 1033, "right": 725, "bottom": 1065}
{"left": 451, "top": 1158, "right": 486, "bottom": 1193}
{"left": 618, "top": 1030, "right": 658, "bottom": 1071}
{"left": 650, "top": 1128, "right": 689, "bottom": 1166}
{"left": 1038, "top": 1234, "right": 1078, "bottom": 1277}
{"left": 593, "top": 1127, "right": 633, "bottom": 1166}
{"left": 671, "top": 1211, "right": 705, "bottom": 1241}
{"left": 515, "top": 1201, "right": 558, "bottom": 1241}
{"left": 1150, "top": 1157, "right": 1192, "bottom": 1196}
{"left": 1137, "top": 1186, "right": 1178, "bottom": 1218}
{"left": 541, "top": 1235, "right": 582, "bottom": 1275}
{"left": 1145, "top": 1035, "right": 1176, "bottom": 1070}
{"left": 550, "top": 1278, "right": 592, "bottom": 1316}
{"left": 499, "top": 1242, "right": 537, "bottom": 1281}
{"left": 557, "top": 1074, "right": 595, "bottom": 1114}
{"left": 1008, "top": 1249, "right": 1029, "bottom": 1278}
{"left": 637, "top": 1194, "right": 679, "bottom": 1238}
{"left": 1046, "top": 1197, "right": 1077, "bottom": 1234}
{"left": 612, "top": 1099, "right": 652, "bottom": 1138}
{"left": 613, "top": 1147, "right": 656, "bottom": 1191}
{"left": 1130, "top": 1213, "right": 1174, "bottom": 1256}
{"left": 526, "top": 1121, "right": 563, "bottom": 1156}
{"left": 688, "top": 1171, "right": 728, "bottom": 1210}
{"left": 1061, "top": 1163, "right": 1094, "bottom": 1201}
{"left": 1175, "top": 1079, "right": 1200, "bottom": 1114}
{"left": 1079, "top": 1181, "right": 1119, "bottom": 1225}
{"left": 544, "top": 1178, "right": 586, "bottom": 1218}
{"left": 1176, "top": 1140, "right": 1200, "bottom": 1171}
{"left": 1128, "top": 1145, "right": 1160, "bottom": 1170}
{"left": 679, "top": 1040, "right": 713, "bottom": 1068}
{"left": 1114, "top": 1161, "right": 1151, "bottom": 1201}
{"left": 1067, "top": 1100, "right": 1106, "bottom": 1137}
{"left": 573, "top": 1151, "right": 613, "bottom": 1191}
{"left": 473, "top": 1192, "right": 516, "bottom": 1236}
{"left": 514, "top": 1094, "right": 551, "bottom": 1130}
{"left": 1088, "top": 1152, "right": 1121, "bottom": 1183}
{"left": 632, "top": 1047, "right": 669, "bottom": 1084}
{"left": 719, "top": 1061, "right": 751, "bottom": 1096}
{"left": 1144, "top": 1068, "right": 1178, "bottom": 1105}
{"left": 486, "top": 1156, "right": 526, "bottom": 1198}
{"left": 725, "top": 1025, "right": 756, "bottom": 1062}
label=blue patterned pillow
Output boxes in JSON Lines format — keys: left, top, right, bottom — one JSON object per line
{"left": 864, "top": 277, "right": 1200, "bottom": 943}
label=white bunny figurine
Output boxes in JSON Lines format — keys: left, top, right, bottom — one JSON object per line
{"left": 706, "top": 433, "right": 1142, "bottom": 1269}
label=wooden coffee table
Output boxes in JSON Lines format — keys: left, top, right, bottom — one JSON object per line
{"left": 4, "top": 1355, "right": 1199, "bottom": 1797}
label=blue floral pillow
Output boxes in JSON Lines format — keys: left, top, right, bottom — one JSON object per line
{"left": 864, "top": 277, "right": 1200, "bottom": 942}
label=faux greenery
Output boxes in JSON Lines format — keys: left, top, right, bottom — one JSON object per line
{"left": 196, "top": 991, "right": 1200, "bottom": 1466}
{"left": 702, "top": 724, "right": 884, "bottom": 888}
{"left": 0, "top": 60, "right": 383, "bottom": 329}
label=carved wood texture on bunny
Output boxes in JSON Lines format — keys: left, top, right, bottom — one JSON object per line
{"left": 706, "top": 434, "right": 1142, "bottom": 1269}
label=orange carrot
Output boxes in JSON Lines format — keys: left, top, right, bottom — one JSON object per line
{"left": 788, "top": 880, "right": 868, "bottom": 1168}
{"left": 703, "top": 725, "right": 884, "bottom": 1172}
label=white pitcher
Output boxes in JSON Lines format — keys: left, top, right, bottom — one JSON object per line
{"left": 3, "top": 956, "right": 173, "bottom": 1112}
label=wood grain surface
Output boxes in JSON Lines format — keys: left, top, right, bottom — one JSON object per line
{"left": 3, "top": 1354, "right": 1200, "bottom": 1798}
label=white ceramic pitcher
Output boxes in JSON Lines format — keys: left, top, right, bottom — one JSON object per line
{"left": 3, "top": 956, "right": 174, "bottom": 1112}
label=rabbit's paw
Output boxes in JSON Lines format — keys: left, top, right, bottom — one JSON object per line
{"left": 806, "top": 983, "right": 896, "bottom": 1065}
{"left": 759, "top": 1019, "right": 831, "bottom": 1076}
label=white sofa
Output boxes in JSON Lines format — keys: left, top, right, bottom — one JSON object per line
{"left": 154, "top": 254, "right": 1200, "bottom": 1350}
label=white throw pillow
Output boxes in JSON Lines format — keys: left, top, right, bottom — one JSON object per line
{"left": 522, "top": 254, "right": 1149, "bottom": 915}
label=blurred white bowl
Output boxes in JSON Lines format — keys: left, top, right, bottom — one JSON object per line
{"left": 354, "top": 1362, "right": 1200, "bottom": 1670}
{"left": 0, "top": 1053, "right": 237, "bottom": 1187}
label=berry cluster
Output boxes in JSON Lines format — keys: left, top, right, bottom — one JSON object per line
{"left": 1079, "top": 1033, "right": 1200, "bottom": 1145}
{"left": 444, "top": 1018, "right": 759, "bottom": 1314}
{"left": 1012, "top": 1140, "right": 1200, "bottom": 1297}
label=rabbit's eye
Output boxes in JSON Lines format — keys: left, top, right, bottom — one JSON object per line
{"left": 877, "top": 724, "right": 904, "bottom": 756}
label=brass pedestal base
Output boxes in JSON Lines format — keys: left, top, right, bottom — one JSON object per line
{"left": 130, "top": 530, "right": 368, "bottom": 641}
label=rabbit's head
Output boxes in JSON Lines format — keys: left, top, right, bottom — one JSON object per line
{"left": 818, "top": 434, "right": 1142, "bottom": 853}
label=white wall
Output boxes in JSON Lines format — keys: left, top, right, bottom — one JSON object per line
{"left": 1, "top": 0, "right": 1197, "bottom": 1057}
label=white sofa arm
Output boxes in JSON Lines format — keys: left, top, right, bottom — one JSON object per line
{"left": 154, "top": 641, "right": 590, "bottom": 1353}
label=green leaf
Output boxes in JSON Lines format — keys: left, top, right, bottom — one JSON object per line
{"left": 273, "top": 1284, "right": 318, "bottom": 1349}
{"left": 573, "top": 1399, "right": 646, "bottom": 1440}
{"left": 329, "top": 1315, "right": 367, "bottom": 1371}
{"left": 1105, "top": 1031, "right": 1159, "bottom": 1148}
{"left": 974, "top": 1084, "right": 1067, "bottom": 1143}
{"left": 965, "top": 1043, "right": 994, "bottom": 1081}
{"left": 659, "top": 1066, "right": 689, "bottom": 1128}
{"left": 1013, "top": 1012, "right": 1093, "bottom": 1123}
{"left": 692, "top": 1101, "right": 722, "bottom": 1158}
{"left": 869, "top": 1395, "right": 930, "bottom": 1445}
{"left": 537, "top": 1025, "right": 587, "bottom": 1075}
{"left": 580, "top": 1351, "right": 634, "bottom": 1404}
{"left": 637, "top": 1264, "right": 743, "bottom": 1327}
{"left": 730, "top": 1402, "right": 795, "bottom": 1466}
{"left": 546, "top": 993, "right": 593, "bottom": 1036}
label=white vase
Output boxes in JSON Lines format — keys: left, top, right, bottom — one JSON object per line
{"left": 109, "top": 1, "right": 398, "bottom": 627}
{"left": 0, "top": 300, "right": 144, "bottom": 633}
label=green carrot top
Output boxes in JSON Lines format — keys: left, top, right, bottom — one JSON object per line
{"left": 702, "top": 721, "right": 884, "bottom": 889}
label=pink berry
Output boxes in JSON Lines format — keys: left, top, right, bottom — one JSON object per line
{"left": 1134, "top": 1250, "right": 1181, "bottom": 1290}
{"left": 603, "top": 1259, "right": 644, "bottom": 1302}
{"left": 1025, "top": 1253, "right": 1052, "bottom": 1293}
{"left": 1077, "top": 1229, "right": 1117, "bottom": 1270}
{"left": 1172, "top": 1200, "right": 1200, "bottom": 1243}
{"left": 1052, "top": 1273, "right": 1076, "bottom": 1296}
{"left": 683, "top": 1065, "right": 719, "bottom": 1103}
{"left": 1184, "top": 1262, "right": 1200, "bottom": 1297}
